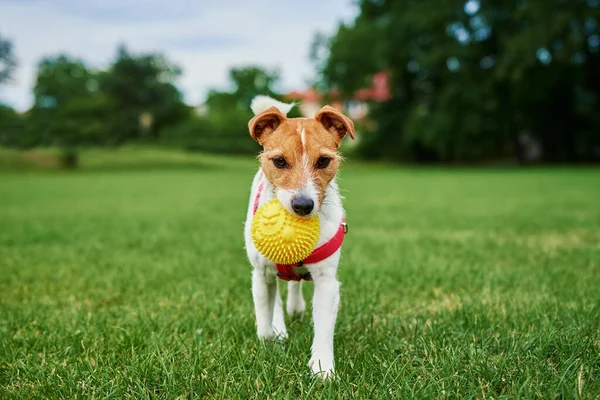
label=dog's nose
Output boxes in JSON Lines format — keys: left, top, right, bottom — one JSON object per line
{"left": 291, "top": 196, "right": 314, "bottom": 216}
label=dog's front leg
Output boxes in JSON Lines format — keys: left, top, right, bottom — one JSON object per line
{"left": 309, "top": 263, "right": 340, "bottom": 378}
{"left": 286, "top": 281, "right": 306, "bottom": 319}
{"left": 252, "top": 268, "right": 277, "bottom": 340}
{"left": 272, "top": 282, "right": 288, "bottom": 340}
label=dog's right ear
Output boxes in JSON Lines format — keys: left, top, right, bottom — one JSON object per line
{"left": 248, "top": 106, "right": 286, "bottom": 144}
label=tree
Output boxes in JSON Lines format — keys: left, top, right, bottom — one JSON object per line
{"left": 229, "top": 66, "right": 280, "bottom": 108}
{"left": 17, "top": 56, "right": 106, "bottom": 165}
{"left": 26, "top": 54, "right": 111, "bottom": 153}
{"left": 205, "top": 66, "right": 282, "bottom": 111}
{"left": 20, "top": 46, "right": 191, "bottom": 161}
{"left": 33, "top": 55, "right": 94, "bottom": 109}
{"left": 0, "top": 35, "right": 21, "bottom": 148}
{"left": 0, "top": 104, "right": 24, "bottom": 147}
{"left": 99, "top": 45, "right": 190, "bottom": 142}
{"left": 314, "top": 0, "right": 600, "bottom": 163}
{"left": 167, "top": 65, "right": 298, "bottom": 154}
{"left": 0, "top": 34, "right": 17, "bottom": 87}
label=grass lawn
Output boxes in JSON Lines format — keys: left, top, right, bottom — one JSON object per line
{"left": 1, "top": 151, "right": 599, "bottom": 398}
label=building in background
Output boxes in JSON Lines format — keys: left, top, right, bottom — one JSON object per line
{"left": 285, "top": 72, "right": 390, "bottom": 120}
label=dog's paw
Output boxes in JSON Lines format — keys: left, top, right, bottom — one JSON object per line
{"left": 257, "top": 328, "right": 276, "bottom": 341}
{"left": 308, "top": 356, "right": 335, "bottom": 379}
{"left": 272, "top": 326, "right": 288, "bottom": 341}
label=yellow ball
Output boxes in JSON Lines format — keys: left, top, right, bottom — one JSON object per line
{"left": 251, "top": 199, "right": 320, "bottom": 265}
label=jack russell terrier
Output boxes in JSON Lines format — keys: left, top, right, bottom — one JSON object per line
{"left": 244, "top": 96, "right": 354, "bottom": 378}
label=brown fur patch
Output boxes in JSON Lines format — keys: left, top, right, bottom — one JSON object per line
{"left": 250, "top": 106, "right": 354, "bottom": 208}
{"left": 258, "top": 119, "right": 339, "bottom": 206}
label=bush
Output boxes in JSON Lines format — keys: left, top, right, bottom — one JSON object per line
{"left": 0, "top": 104, "right": 26, "bottom": 148}
{"left": 59, "top": 148, "right": 78, "bottom": 169}
{"left": 163, "top": 110, "right": 260, "bottom": 155}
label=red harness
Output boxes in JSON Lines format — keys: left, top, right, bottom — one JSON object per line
{"left": 253, "top": 182, "right": 347, "bottom": 281}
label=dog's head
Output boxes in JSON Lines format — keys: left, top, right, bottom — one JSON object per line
{"left": 248, "top": 100, "right": 354, "bottom": 218}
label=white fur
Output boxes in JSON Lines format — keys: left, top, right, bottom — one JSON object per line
{"left": 275, "top": 188, "right": 297, "bottom": 217}
{"left": 300, "top": 128, "right": 307, "bottom": 149}
{"left": 251, "top": 95, "right": 295, "bottom": 116}
{"left": 244, "top": 169, "right": 344, "bottom": 378}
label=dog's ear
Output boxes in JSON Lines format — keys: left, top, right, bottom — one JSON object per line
{"left": 315, "top": 105, "right": 355, "bottom": 145}
{"left": 248, "top": 106, "right": 286, "bottom": 144}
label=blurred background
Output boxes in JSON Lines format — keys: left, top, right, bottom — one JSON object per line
{"left": 0, "top": 0, "right": 599, "bottom": 167}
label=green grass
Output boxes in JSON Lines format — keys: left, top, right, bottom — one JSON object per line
{"left": 1, "top": 151, "right": 599, "bottom": 399}
{"left": 0, "top": 146, "right": 253, "bottom": 171}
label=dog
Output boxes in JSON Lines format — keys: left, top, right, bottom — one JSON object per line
{"left": 243, "top": 95, "right": 354, "bottom": 378}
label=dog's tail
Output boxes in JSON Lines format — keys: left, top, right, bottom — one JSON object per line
{"left": 250, "top": 95, "right": 295, "bottom": 116}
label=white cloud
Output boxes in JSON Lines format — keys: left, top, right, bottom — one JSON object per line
{"left": 0, "top": 0, "right": 357, "bottom": 110}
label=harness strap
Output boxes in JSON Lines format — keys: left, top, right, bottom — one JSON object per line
{"left": 253, "top": 182, "right": 264, "bottom": 214}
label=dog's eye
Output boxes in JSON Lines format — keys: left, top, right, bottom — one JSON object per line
{"left": 272, "top": 157, "right": 288, "bottom": 168}
{"left": 315, "top": 156, "right": 331, "bottom": 169}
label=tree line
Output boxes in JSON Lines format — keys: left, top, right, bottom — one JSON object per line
{"left": 312, "top": 0, "right": 600, "bottom": 163}
{"left": 0, "top": 36, "right": 295, "bottom": 165}
{"left": 2, "top": 0, "right": 600, "bottom": 165}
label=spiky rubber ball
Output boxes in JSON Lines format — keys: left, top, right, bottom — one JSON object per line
{"left": 251, "top": 199, "right": 320, "bottom": 265}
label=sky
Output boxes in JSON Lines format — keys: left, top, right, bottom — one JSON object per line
{"left": 0, "top": 0, "right": 357, "bottom": 111}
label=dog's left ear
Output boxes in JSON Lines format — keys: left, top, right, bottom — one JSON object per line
{"left": 315, "top": 105, "right": 355, "bottom": 145}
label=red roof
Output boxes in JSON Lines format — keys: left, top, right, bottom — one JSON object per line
{"left": 285, "top": 72, "right": 390, "bottom": 103}
{"left": 286, "top": 88, "right": 321, "bottom": 103}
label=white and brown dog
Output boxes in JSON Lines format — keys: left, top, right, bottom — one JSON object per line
{"left": 243, "top": 96, "right": 354, "bottom": 378}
